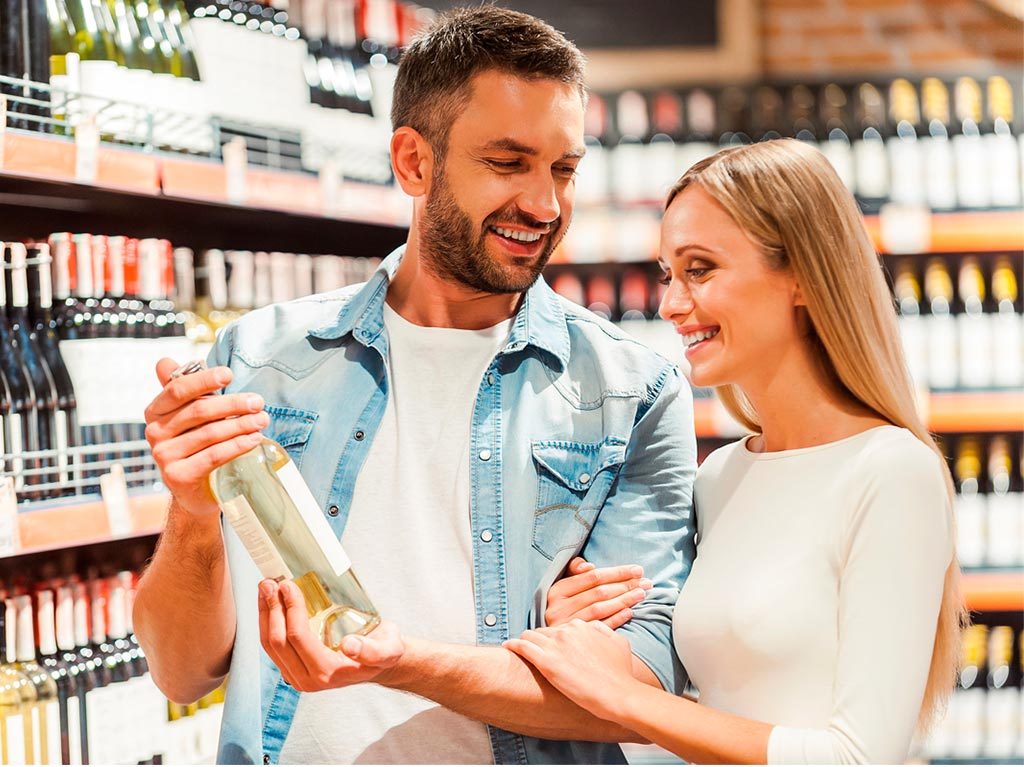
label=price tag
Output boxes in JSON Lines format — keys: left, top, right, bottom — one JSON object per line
{"left": 320, "top": 157, "right": 342, "bottom": 215}
{"left": 0, "top": 94, "right": 7, "bottom": 172}
{"left": 75, "top": 115, "right": 100, "bottom": 183}
{"left": 101, "top": 463, "right": 132, "bottom": 536}
{"left": 224, "top": 136, "right": 247, "bottom": 204}
{"left": 0, "top": 477, "right": 19, "bottom": 556}
{"left": 879, "top": 203, "right": 932, "bottom": 255}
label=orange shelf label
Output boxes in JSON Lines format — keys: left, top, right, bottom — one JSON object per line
{"left": 159, "top": 155, "right": 227, "bottom": 201}
{"left": 3, "top": 132, "right": 76, "bottom": 180}
{"left": 247, "top": 167, "right": 322, "bottom": 214}
{"left": 97, "top": 146, "right": 160, "bottom": 194}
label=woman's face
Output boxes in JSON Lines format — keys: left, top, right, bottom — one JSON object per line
{"left": 658, "top": 185, "right": 804, "bottom": 390}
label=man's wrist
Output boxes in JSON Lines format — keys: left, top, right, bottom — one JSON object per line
{"left": 373, "top": 635, "right": 423, "bottom": 689}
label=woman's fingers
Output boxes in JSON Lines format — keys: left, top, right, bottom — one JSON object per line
{"left": 548, "top": 564, "right": 644, "bottom": 601}
{"left": 546, "top": 578, "right": 651, "bottom": 625}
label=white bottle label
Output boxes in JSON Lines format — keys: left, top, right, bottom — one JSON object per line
{"left": 611, "top": 142, "right": 648, "bottom": 204}
{"left": 66, "top": 695, "right": 81, "bottom": 766}
{"left": 31, "top": 703, "right": 43, "bottom": 765}
{"left": 4, "top": 713, "right": 25, "bottom": 765}
{"left": 985, "top": 493, "right": 1022, "bottom": 567}
{"left": 575, "top": 144, "right": 608, "bottom": 205}
{"left": 819, "top": 140, "right": 855, "bottom": 191}
{"left": 45, "top": 700, "right": 59, "bottom": 766}
{"left": 958, "top": 313, "right": 994, "bottom": 389}
{"left": 926, "top": 314, "right": 959, "bottom": 389}
{"left": 984, "top": 686, "right": 1020, "bottom": 758}
{"left": 8, "top": 412, "right": 23, "bottom": 490}
{"left": 854, "top": 138, "right": 889, "bottom": 199}
{"left": 985, "top": 132, "right": 1022, "bottom": 207}
{"left": 0, "top": 476, "right": 19, "bottom": 556}
{"left": 993, "top": 312, "right": 1024, "bottom": 388}
{"left": 953, "top": 134, "right": 990, "bottom": 209}
{"left": 955, "top": 493, "right": 986, "bottom": 568}
{"left": 898, "top": 315, "right": 929, "bottom": 388}
{"left": 887, "top": 137, "right": 925, "bottom": 205}
{"left": 922, "top": 137, "right": 957, "bottom": 210}
{"left": 222, "top": 494, "right": 294, "bottom": 581}
{"left": 276, "top": 461, "right": 352, "bottom": 576}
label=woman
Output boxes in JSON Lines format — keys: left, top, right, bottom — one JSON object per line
{"left": 507, "top": 139, "right": 966, "bottom": 764}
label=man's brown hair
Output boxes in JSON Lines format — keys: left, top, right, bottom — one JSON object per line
{"left": 390, "top": 5, "right": 587, "bottom": 159}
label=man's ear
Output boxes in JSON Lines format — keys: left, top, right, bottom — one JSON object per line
{"left": 391, "top": 127, "right": 434, "bottom": 197}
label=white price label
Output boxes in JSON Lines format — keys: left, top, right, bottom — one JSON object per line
{"left": 0, "top": 94, "right": 7, "bottom": 172}
{"left": 101, "top": 464, "right": 132, "bottom": 536}
{"left": 75, "top": 116, "right": 100, "bottom": 183}
{"left": 879, "top": 203, "right": 932, "bottom": 255}
{"left": 224, "top": 136, "right": 247, "bottom": 204}
{"left": 0, "top": 477, "right": 19, "bottom": 556}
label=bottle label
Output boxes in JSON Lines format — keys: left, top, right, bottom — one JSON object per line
{"left": 926, "top": 315, "right": 959, "bottom": 390}
{"left": 3, "top": 713, "right": 25, "bottom": 765}
{"left": 992, "top": 313, "right": 1024, "bottom": 387}
{"left": 819, "top": 140, "right": 855, "bottom": 191}
{"left": 986, "top": 493, "right": 1022, "bottom": 566}
{"left": 222, "top": 494, "right": 294, "bottom": 582}
{"left": 955, "top": 493, "right": 986, "bottom": 568}
{"left": 953, "top": 134, "right": 989, "bottom": 208}
{"left": 985, "top": 133, "right": 1022, "bottom": 207}
{"left": 958, "top": 314, "right": 993, "bottom": 389}
{"left": 45, "top": 700, "right": 59, "bottom": 766}
{"left": 888, "top": 137, "right": 925, "bottom": 205}
{"left": 8, "top": 412, "right": 23, "bottom": 491}
{"left": 54, "top": 411, "right": 69, "bottom": 485}
{"left": 854, "top": 138, "right": 889, "bottom": 199}
{"left": 32, "top": 703, "right": 43, "bottom": 764}
{"left": 66, "top": 695, "right": 81, "bottom": 766}
{"left": 275, "top": 461, "right": 352, "bottom": 576}
{"left": 922, "top": 137, "right": 957, "bottom": 210}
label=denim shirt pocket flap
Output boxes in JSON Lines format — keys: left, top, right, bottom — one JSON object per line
{"left": 262, "top": 406, "right": 318, "bottom": 462}
{"left": 530, "top": 439, "right": 626, "bottom": 559}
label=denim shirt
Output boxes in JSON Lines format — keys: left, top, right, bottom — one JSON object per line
{"left": 210, "top": 247, "right": 697, "bottom": 765}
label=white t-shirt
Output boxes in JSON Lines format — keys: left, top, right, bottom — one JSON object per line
{"left": 673, "top": 426, "right": 952, "bottom": 764}
{"left": 280, "top": 303, "right": 511, "bottom": 764}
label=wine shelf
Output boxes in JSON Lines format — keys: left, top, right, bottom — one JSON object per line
{"left": 962, "top": 570, "right": 1024, "bottom": 613}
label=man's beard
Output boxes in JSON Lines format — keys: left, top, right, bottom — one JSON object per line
{"left": 419, "top": 166, "right": 563, "bottom": 294}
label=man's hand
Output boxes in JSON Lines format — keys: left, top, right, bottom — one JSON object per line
{"left": 144, "top": 358, "right": 269, "bottom": 519}
{"left": 545, "top": 557, "right": 652, "bottom": 629}
{"left": 258, "top": 579, "right": 405, "bottom": 692}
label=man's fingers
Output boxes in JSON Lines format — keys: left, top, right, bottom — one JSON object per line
{"left": 161, "top": 433, "right": 265, "bottom": 488}
{"left": 146, "top": 364, "right": 233, "bottom": 418}
{"left": 150, "top": 393, "right": 266, "bottom": 443}
{"left": 279, "top": 581, "right": 331, "bottom": 673}
{"left": 153, "top": 413, "right": 269, "bottom": 465}
{"left": 155, "top": 358, "right": 181, "bottom": 387}
{"left": 259, "top": 580, "right": 312, "bottom": 687}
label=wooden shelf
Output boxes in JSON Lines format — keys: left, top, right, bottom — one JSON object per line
{"left": 694, "top": 390, "right": 1024, "bottom": 439}
{"left": 8, "top": 492, "right": 169, "bottom": 558}
{"left": 963, "top": 570, "right": 1024, "bottom": 613}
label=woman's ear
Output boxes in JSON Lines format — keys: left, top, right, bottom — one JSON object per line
{"left": 391, "top": 127, "right": 433, "bottom": 197}
{"left": 793, "top": 280, "right": 807, "bottom": 307}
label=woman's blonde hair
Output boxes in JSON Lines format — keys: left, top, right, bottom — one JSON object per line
{"left": 665, "top": 139, "right": 966, "bottom": 731}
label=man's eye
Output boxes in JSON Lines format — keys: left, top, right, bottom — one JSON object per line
{"left": 487, "top": 160, "right": 520, "bottom": 169}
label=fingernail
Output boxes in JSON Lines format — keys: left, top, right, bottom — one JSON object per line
{"left": 259, "top": 581, "right": 275, "bottom": 602}
{"left": 631, "top": 588, "right": 646, "bottom": 599}
{"left": 247, "top": 432, "right": 264, "bottom": 445}
{"left": 246, "top": 395, "right": 263, "bottom": 411}
{"left": 629, "top": 565, "right": 644, "bottom": 577}
{"left": 639, "top": 578, "right": 654, "bottom": 590}
{"left": 341, "top": 636, "right": 362, "bottom": 656}
{"left": 254, "top": 412, "right": 270, "bottom": 428}
{"left": 216, "top": 369, "right": 232, "bottom": 385}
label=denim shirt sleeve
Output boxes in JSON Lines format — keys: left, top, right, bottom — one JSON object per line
{"left": 580, "top": 364, "right": 697, "bottom": 694}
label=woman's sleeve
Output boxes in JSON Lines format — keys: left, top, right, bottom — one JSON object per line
{"left": 767, "top": 444, "right": 954, "bottom": 764}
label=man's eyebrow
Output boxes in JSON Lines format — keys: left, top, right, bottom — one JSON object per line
{"left": 480, "top": 138, "right": 587, "bottom": 161}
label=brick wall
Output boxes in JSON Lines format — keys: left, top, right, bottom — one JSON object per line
{"left": 763, "top": 0, "right": 1023, "bottom": 78}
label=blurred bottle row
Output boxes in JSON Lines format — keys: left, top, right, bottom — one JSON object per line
{"left": 576, "top": 76, "right": 1023, "bottom": 212}
{"left": 0, "top": 569, "right": 223, "bottom": 765}
{"left": 0, "top": 232, "right": 376, "bottom": 503}
{"left": 950, "top": 434, "right": 1024, "bottom": 570}
{"left": 925, "top": 622, "right": 1024, "bottom": 761}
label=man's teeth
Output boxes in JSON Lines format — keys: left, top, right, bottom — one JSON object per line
{"left": 492, "top": 226, "right": 543, "bottom": 243}
{"left": 683, "top": 328, "right": 719, "bottom": 347}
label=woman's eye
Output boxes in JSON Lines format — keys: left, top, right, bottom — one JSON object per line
{"left": 657, "top": 271, "right": 672, "bottom": 286}
{"left": 685, "top": 268, "right": 709, "bottom": 279}
{"left": 555, "top": 166, "right": 578, "bottom": 178}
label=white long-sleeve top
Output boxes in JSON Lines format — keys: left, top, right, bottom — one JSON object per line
{"left": 673, "top": 426, "right": 952, "bottom": 764}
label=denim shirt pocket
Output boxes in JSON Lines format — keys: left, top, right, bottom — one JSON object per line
{"left": 531, "top": 438, "right": 626, "bottom": 560}
{"left": 263, "top": 405, "right": 318, "bottom": 468}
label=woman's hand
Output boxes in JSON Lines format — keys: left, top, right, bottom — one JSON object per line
{"left": 545, "top": 557, "right": 652, "bottom": 628}
{"left": 504, "top": 619, "right": 640, "bottom": 722}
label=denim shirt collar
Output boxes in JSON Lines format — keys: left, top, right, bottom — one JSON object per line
{"left": 307, "top": 245, "right": 570, "bottom": 371}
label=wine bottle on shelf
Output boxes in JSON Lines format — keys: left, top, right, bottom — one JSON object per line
{"left": 54, "top": 585, "right": 88, "bottom": 765}
{"left": 893, "top": 260, "right": 928, "bottom": 389}
{"left": 984, "top": 625, "right": 1020, "bottom": 759}
{"left": 717, "top": 85, "right": 752, "bottom": 146}
{"left": 194, "top": 248, "right": 230, "bottom": 341}
{"left": 269, "top": 252, "right": 295, "bottom": 305}
{"left": 34, "top": 589, "right": 73, "bottom": 766}
{"left": 751, "top": 85, "right": 784, "bottom": 143}
{"left": 957, "top": 257, "right": 994, "bottom": 390}
{"left": 953, "top": 76, "right": 989, "bottom": 209}
{"left": 951, "top": 624, "right": 988, "bottom": 759}
{"left": 678, "top": 88, "right": 717, "bottom": 177}
{"left": 84, "top": 579, "right": 118, "bottom": 766}
{"left": 786, "top": 84, "right": 817, "bottom": 143}
{"left": 852, "top": 83, "right": 890, "bottom": 208}
{"left": 294, "top": 253, "right": 314, "bottom": 299}
{"left": 991, "top": 256, "right": 1024, "bottom": 389}
{"left": 886, "top": 78, "right": 926, "bottom": 207}
{"left": 11, "top": 594, "right": 60, "bottom": 766}
{"left": 27, "top": 244, "right": 79, "bottom": 494}
{"left": 619, "top": 269, "right": 653, "bottom": 323}
{"left": 254, "top": 251, "right": 272, "bottom": 309}
{"left": 576, "top": 93, "right": 610, "bottom": 206}
{"left": 549, "top": 272, "right": 584, "bottom": 307}
{"left": 612, "top": 90, "right": 651, "bottom": 205}
{"left": 0, "top": 255, "right": 31, "bottom": 495}
{"left": 817, "top": 83, "right": 856, "bottom": 192}
{"left": 953, "top": 436, "right": 986, "bottom": 569}
{"left": 919, "top": 77, "right": 957, "bottom": 211}
{"left": 104, "top": 580, "right": 144, "bottom": 764}
{"left": 225, "top": 249, "right": 256, "bottom": 317}
{"left": 64, "top": 0, "right": 124, "bottom": 133}
{"left": 0, "top": 600, "right": 36, "bottom": 766}
{"left": 173, "top": 360, "right": 381, "bottom": 647}
{"left": 585, "top": 274, "right": 616, "bottom": 322}
{"left": 923, "top": 258, "right": 959, "bottom": 390}
{"left": 985, "top": 75, "right": 1021, "bottom": 208}
{"left": 646, "top": 90, "right": 685, "bottom": 204}
{"left": 46, "top": 0, "right": 77, "bottom": 134}
{"left": 985, "top": 436, "right": 1021, "bottom": 567}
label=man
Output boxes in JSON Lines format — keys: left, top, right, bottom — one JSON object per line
{"left": 135, "top": 6, "right": 696, "bottom": 764}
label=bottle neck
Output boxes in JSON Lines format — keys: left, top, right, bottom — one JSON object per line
{"left": 72, "top": 584, "right": 91, "bottom": 649}
{"left": 0, "top": 602, "right": 8, "bottom": 661}
{"left": 107, "top": 236, "right": 127, "bottom": 299}
{"left": 107, "top": 585, "right": 128, "bottom": 640}
{"left": 14, "top": 595, "right": 37, "bottom": 663}
{"left": 49, "top": 234, "right": 73, "bottom": 302}
{"left": 5, "top": 244, "right": 31, "bottom": 313}
{"left": 73, "top": 234, "right": 96, "bottom": 298}
{"left": 90, "top": 587, "right": 108, "bottom": 646}
{"left": 55, "top": 587, "right": 76, "bottom": 652}
{"left": 26, "top": 248, "right": 55, "bottom": 325}
{"left": 138, "top": 239, "right": 164, "bottom": 301}
{"left": 36, "top": 591, "right": 58, "bottom": 657}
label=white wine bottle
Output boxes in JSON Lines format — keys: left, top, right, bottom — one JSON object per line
{"left": 172, "top": 361, "right": 380, "bottom": 648}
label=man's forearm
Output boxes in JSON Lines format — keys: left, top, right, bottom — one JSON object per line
{"left": 134, "top": 500, "right": 236, "bottom": 704}
{"left": 378, "top": 637, "right": 647, "bottom": 742}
